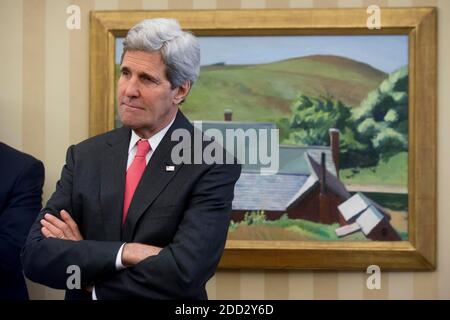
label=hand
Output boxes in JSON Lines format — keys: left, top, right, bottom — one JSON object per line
{"left": 40, "top": 210, "right": 84, "bottom": 241}
{"left": 122, "top": 243, "right": 162, "bottom": 267}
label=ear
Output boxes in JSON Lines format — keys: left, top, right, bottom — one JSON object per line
{"left": 173, "top": 81, "right": 191, "bottom": 105}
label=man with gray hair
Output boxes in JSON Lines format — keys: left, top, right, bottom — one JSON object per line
{"left": 22, "top": 18, "right": 241, "bottom": 300}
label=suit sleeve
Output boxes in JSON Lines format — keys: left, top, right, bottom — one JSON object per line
{"left": 0, "top": 159, "right": 44, "bottom": 274}
{"left": 94, "top": 162, "right": 242, "bottom": 299}
{"left": 21, "top": 145, "right": 123, "bottom": 290}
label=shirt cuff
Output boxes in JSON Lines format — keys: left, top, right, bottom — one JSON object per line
{"left": 115, "top": 243, "right": 127, "bottom": 270}
{"left": 92, "top": 286, "right": 97, "bottom": 300}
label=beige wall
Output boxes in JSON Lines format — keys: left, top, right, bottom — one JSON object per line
{"left": 1, "top": 0, "right": 448, "bottom": 299}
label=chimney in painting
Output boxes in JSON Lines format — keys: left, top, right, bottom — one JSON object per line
{"left": 320, "top": 152, "right": 326, "bottom": 194}
{"left": 329, "top": 128, "right": 340, "bottom": 178}
{"left": 224, "top": 109, "right": 233, "bottom": 121}
{"left": 319, "top": 152, "right": 330, "bottom": 224}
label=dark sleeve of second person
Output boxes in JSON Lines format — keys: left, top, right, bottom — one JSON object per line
{"left": 0, "top": 158, "right": 44, "bottom": 275}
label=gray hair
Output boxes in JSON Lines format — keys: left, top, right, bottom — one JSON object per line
{"left": 122, "top": 18, "right": 200, "bottom": 89}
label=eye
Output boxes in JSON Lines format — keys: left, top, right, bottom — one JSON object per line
{"left": 120, "top": 69, "right": 130, "bottom": 77}
{"left": 141, "top": 75, "right": 157, "bottom": 84}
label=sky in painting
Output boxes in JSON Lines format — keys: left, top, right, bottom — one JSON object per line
{"left": 116, "top": 35, "right": 408, "bottom": 74}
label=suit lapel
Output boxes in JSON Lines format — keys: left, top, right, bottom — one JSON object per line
{"left": 100, "top": 127, "right": 130, "bottom": 241}
{"left": 122, "top": 111, "right": 192, "bottom": 242}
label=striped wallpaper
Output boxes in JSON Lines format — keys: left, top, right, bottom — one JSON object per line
{"left": 0, "top": 0, "right": 448, "bottom": 300}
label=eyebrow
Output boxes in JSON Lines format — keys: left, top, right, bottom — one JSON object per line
{"left": 120, "top": 66, "right": 161, "bottom": 84}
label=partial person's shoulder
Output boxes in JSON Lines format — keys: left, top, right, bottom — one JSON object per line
{"left": 0, "top": 142, "right": 43, "bottom": 169}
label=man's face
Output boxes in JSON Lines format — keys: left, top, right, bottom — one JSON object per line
{"left": 118, "top": 50, "right": 184, "bottom": 138}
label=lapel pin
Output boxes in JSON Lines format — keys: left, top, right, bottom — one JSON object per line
{"left": 165, "top": 165, "right": 175, "bottom": 172}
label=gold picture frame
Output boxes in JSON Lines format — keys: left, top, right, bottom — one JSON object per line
{"left": 90, "top": 8, "right": 437, "bottom": 270}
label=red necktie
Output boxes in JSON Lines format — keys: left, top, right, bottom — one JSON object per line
{"left": 123, "top": 139, "right": 151, "bottom": 224}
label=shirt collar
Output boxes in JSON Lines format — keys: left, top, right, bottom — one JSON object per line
{"left": 128, "top": 114, "right": 176, "bottom": 154}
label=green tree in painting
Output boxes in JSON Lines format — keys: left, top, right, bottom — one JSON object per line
{"left": 352, "top": 66, "right": 408, "bottom": 162}
{"left": 285, "top": 94, "right": 351, "bottom": 145}
{"left": 282, "top": 93, "right": 370, "bottom": 168}
{"left": 280, "top": 66, "right": 408, "bottom": 169}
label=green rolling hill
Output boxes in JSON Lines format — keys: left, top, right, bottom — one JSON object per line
{"left": 181, "top": 54, "right": 387, "bottom": 122}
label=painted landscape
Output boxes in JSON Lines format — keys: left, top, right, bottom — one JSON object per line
{"left": 116, "top": 35, "right": 409, "bottom": 241}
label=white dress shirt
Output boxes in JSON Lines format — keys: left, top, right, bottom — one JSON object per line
{"left": 92, "top": 115, "right": 176, "bottom": 300}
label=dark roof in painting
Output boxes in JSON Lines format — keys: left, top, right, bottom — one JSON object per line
{"left": 232, "top": 173, "right": 308, "bottom": 211}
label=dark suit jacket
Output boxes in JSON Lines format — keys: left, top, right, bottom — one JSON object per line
{"left": 0, "top": 143, "right": 44, "bottom": 299}
{"left": 21, "top": 110, "right": 241, "bottom": 300}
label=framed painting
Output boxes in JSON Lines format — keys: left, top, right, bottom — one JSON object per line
{"left": 90, "top": 8, "right": 437, "bottom": 270}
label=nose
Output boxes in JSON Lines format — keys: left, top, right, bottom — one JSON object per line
{"left": 124, "top": 77, "right": 140, "bottom": 99}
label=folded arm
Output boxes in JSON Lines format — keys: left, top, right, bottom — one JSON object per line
{"left": 21, "top": 145, "right": 123, "bottom": 289}
{"left": 94, "top": 163, "right": 241, "bottom": 299}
